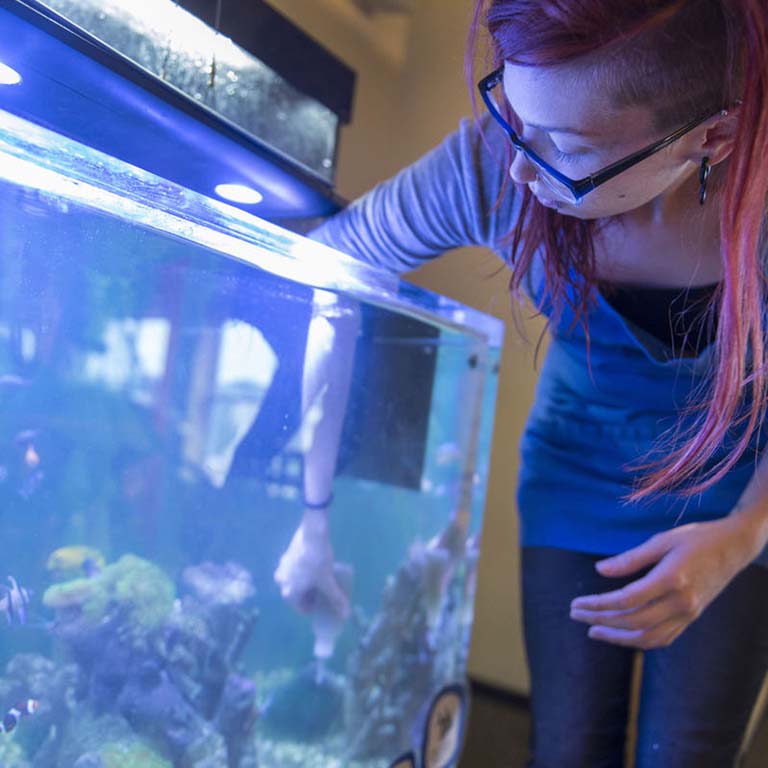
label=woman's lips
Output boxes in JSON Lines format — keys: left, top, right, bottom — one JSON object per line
{"left": 536, "top": 195, "right": 564, "bottom": 209}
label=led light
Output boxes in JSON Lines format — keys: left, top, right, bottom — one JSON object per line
{"left": 0, "top": 63, "right": 21, "bottom": 86}
{"left": 214, "top": 183, "right": 264, "bottom": 205}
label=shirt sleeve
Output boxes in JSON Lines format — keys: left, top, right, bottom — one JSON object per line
{"left": 308, "top": 115, "right": 520, "bottom": 274}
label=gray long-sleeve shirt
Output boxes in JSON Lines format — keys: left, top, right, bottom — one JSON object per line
{"left": 309, "top": 116, "right": 521, "bottom": 273}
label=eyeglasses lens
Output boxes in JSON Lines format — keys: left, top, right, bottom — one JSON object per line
{"left": 486, "top": 80, "right": 579, "bottom": 204}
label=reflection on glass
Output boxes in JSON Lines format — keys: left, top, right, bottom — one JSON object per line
{"left": 40, "top": 0, "right": 339, "bottom": 181}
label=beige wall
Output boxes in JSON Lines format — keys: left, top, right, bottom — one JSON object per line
{"left": 273, "top": 0, "right": 545, "bottom": 693}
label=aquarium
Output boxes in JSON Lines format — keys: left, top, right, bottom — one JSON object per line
{"left": 0, "top": 105, "right": 502, "bottom": 768}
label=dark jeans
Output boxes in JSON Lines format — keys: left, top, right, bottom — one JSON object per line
{"left": 522, "top": 546, "right": 768, "bottom": 768}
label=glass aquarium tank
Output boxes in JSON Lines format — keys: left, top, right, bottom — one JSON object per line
{"left": 0, "top": 102, "right": 502, "bottom": 767}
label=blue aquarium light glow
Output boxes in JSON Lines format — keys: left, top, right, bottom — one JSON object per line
{"left": 215, "top": 183, "right": 264, "bottom": 205}
{"left": 0, "top": 61, "right": 22, "bottom": 85}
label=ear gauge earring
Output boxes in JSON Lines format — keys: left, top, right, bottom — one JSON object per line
{"left": 699, "top": 156, "right": 711, "bottom": 206}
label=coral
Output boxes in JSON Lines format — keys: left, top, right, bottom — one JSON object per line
{"left": 114, "top": 658, "right": 228, "bottom": 765}
{"left": 26, "top": 557, "right": 260, "bottom": 767}
{"left": 73, "top": 754, "right": 105, "bottom": 768}
{"left": 175, "top": 729, "right": 229, "bottom": 768}
{"left": 43, "top": 554, "right": 175, "bottom": 647}
{"left": 343, "top": 555, "right": 435, "bottom": 760}
{"left": 159, "top": 563, "right": 259, "bottom": 764}
{"left": 57, "top": 712, "right": 170, "bottom": 768}
{"left": 342, "top": 531, "right": 478, "bottom": 760}
{"left": 112, "top": 556, "right": 175, "bottom": 630}
{"left": 0, "top": 653, "right": 79, "bottom": 761}
{"left": 0, "top": 738, "right": 31, "bottom": 768}
{"left": 181, "top": 561, "right": 255, "bottom": 606}
{"left": 214, "top": 673, "right": 259, "bottom": 766}
{"left": 99, "top": 740, "right": 172, "bottom": 768}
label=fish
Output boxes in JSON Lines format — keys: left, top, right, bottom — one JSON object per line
{"left": 0, "top": 699, "right": 39, "bottom": 733}
{"left": 389, "top": 752, "right": 416, "bottom": 768}
{"left": 13, "top": 431, "right": 43, "bottom": 497}
{"left": 0, "top": 576, "right": 31, "bottom": 625}
{"left": 46, "top": 547, "right": 105, "bottom": 580}
{"left": 24, "top": 444, "right": 40, "bottom": 469}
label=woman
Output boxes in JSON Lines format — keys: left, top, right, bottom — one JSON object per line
{"left": 283, "top": 1, "right": 768, "bottom": 765}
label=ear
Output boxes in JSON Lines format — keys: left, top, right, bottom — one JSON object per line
{"left": 688, "top": 102, "right": 742, "bottom": 167}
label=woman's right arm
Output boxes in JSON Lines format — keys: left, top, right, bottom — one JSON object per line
{"left": 309, "top": 115, "right": 519, "bottom": 273}
{"left": 279, "top": 117, "right": 519, "bottom": 640}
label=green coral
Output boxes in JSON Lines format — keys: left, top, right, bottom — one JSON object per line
{"left": 0, "top": 738, "right": 31, "bottom": 768}
{"left": 43, "top": 554, "right": 175, "bottom": 640}
{"left": 100, "top": 740, "right": 172, "bottom": 768}
{"left": 110, "top": 555, "right": 175, "bottom": 629}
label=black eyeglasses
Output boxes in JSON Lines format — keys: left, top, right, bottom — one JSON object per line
{"left": 478, "top": 66, "right": 729, "bottom": 205}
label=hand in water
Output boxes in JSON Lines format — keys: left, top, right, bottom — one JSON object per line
{"left": 274, "top": 510, "right": 350, "bottom": 621}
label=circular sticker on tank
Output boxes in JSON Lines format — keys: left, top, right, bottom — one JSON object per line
{"left": 389, "top": 751, "right": 416, "bottom": 768}
{"left": 421, "top": 683, "right": 468, "bottom": 768}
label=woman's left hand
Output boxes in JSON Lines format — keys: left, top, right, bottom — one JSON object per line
{"left": 570, "top": 515, "right": 762, "bottom": 649}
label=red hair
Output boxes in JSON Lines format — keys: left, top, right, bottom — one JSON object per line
{"left": 466, "top": 0, "right": 768, "bottom": 499}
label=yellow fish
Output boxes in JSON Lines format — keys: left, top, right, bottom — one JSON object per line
{"left": 46, "top": 547, "right": 105, "bottom": 580}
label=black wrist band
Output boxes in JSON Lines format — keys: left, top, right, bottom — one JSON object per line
{"left": 304, "top": 494, "right": 333, "bottom": 510}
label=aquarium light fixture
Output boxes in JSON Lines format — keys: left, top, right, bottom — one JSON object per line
{"left": 0, "top": 62, "right": 21, "bottom": 86}
{"left": 214, "top": 183, "right": 264, "bottom": 205}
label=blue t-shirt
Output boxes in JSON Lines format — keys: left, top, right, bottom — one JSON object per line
{"left": 310, "top": 116, "right": 768, "bottom": 565}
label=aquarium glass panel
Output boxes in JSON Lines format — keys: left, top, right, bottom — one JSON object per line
{"left": 0, "top": 107, "right": 502, "bottom": 767}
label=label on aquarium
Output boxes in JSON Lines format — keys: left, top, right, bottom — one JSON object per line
{"left": 421, "top": 683, "right": 468, "bottom": 768}
{"left": 389, "top": 751, "right": 416, "bottom": 768}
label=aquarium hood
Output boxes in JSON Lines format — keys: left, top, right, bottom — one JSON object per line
{"left": 0, "top": 0, "right": 352, "bottom": 220}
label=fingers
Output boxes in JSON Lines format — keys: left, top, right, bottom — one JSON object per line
{"left": 319, "top": 572, "right": 350, "bottom": 619}
{"left": 571, "top": 580, "right": 705, "bottom": 650}
{"left": 585, "top": 615, "right": 684, "bottom": 649}
{"left": 594, "top": 533, "right": 673, "bottom": 578}
{"left": 571, "top": 567, "right": 666, "bottom": 612}
{"left": 570, "top": 542, "right": 693, "bottom": 612}
{"left": 297, "top": 588, "right": 319, "bottom": 613}
{"left": 281, "top": 587, "right": 319, "bottom": 615}
{"left": 276, "top": 569, "right": 349, "bottom": 619}
{"left": 274, "top": 564, "right": 312, "bottom": 613}
{"left": 570, "top": 593, "right": 674, "bottom": 631}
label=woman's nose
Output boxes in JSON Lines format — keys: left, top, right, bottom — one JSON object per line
{"left": 509, "top": 151, "right": 538, "bottom": 185}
